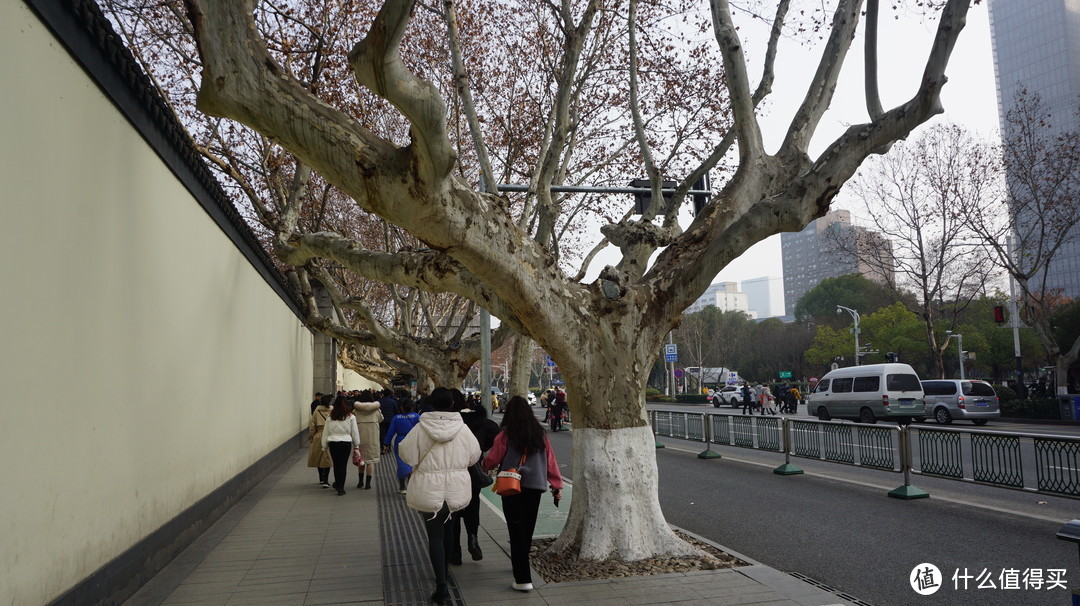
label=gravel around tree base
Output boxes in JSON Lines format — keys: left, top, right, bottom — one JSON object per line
{"left": 529, "top": 531, "right": 749, "bottom": 583}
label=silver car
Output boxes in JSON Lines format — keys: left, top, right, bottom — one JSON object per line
{"left": 921, "top": 379, "right": 1001, "bottom": 425}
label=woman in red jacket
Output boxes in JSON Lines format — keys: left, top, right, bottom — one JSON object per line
{"left": 483, "top": 396, "right": 563, "bottom": 592}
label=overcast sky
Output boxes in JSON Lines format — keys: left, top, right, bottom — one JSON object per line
{"left": 583, "top": 4, "right": 1001, "bottom": 315}
{"left": 713, "top": 4, "right": 1000, "bottom": 312}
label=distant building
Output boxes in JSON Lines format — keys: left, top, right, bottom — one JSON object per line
{"left": 685, "top": 281, "right": 756, "bottom": 318}
{"left": 741, "top": 276, "right": 783, "bottom": 319}
{"left": 781, "top": 210, "right": 894, "bottom": 316}
{"left": 989, "top": 0, "right": 1080, "bottom": 297}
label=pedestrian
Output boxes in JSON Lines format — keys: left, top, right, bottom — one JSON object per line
{"left": 482, "top": 396, "right": 563, "bottom": 592}
{"left": 450, "top": 393, "right": 500, "bottom": 564}
{"left": 309, "top": 392, "right": 325, "bottom": 415}
{"left": 762, "top": 385, "right": 776, "bottom": 414}
{"left": 377, "top": 389, "right": 398, "bottom": 445}
{"left": 790, "top": 385, "right": 802, "bottom": 412}
{"left": 321, "top": 395, "right": 360, "bottom": 496}
{"left": 307, "top": 394, "right": 332, "bottom": 488}
{"left": 550, "top": 387, "right": 567, "bottom": 431}
{"left": 384, "top": 397, "right": 420, "bottom": 494}
{"left": 398, "top": 387, "right": 481, "bottom": 605}
{"left": 352, "top": 390, "right": 383, "bottom": 489}
{"left": 740, "top": 382, "right": 752, "bottom": 414}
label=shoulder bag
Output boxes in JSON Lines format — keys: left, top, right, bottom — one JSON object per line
{"left": 469, "top": 461, "right": 493, "bottom": 488}
{"left": 493, "top": 451, "right": 527, "bottom": 496}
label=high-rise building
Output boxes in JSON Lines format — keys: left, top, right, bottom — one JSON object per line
{"left": 684, "top": 281, "right": 755, "bottom": 317}
{"left": 741, "top": 276, "right": 782, "bottom": 319}
{"left": 780, "top": 210, "right": 894, "bottom": 316}
{"left": 988, "top": 0, "right": 1080, "bottom": 297}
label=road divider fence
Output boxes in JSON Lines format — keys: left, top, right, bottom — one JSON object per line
{"left": 648, "top": 410, "right": 1080, "bottom": 500}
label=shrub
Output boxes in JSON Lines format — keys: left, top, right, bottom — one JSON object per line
{"left": 994, "top": 384, "right": 1017, "bottom": 402}
{"left": 645, "top": 387, "right": 662, "bottom": 397}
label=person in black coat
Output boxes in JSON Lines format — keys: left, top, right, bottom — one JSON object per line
{"left": 741, "top": 383, "right": 754, "bottom": 415}
{"left": 450, "top": 392, "right": 501, "bottom": 564}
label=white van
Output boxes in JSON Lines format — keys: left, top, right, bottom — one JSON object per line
{"left": 807, "top": 363, "right": 925, "bottom": 424}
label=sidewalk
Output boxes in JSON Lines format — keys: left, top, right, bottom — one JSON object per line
{"left": 123, "top": 447, "right": 857, "bottom": 606}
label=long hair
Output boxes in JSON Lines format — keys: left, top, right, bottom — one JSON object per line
{"left": 429, "top": 387, "right": 455, "bottom": 411}
{"left": 500, "top": 396, "right": 545, "bottom": 453}
{"left": 329, "top": 395, "right": 352, "bottom": 421}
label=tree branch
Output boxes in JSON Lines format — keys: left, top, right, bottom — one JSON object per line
{"left": 348, "top": 0, "right": 455, "bottom": 182}
{"left": 780, "top": 0, "right": 863, "bottom": 154}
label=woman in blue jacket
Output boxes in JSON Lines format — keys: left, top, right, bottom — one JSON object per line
{"left": 383, "top": 397, "right": 420, "bottom": 493}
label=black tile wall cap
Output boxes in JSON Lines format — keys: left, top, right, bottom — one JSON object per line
{"left": 22, "top": 0, "right": 306, "bottom": 320}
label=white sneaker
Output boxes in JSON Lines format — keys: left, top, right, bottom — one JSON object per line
{"left": 398, "top": 489, "right": 407, "bottom": 494}
{"left": 321, "top": 483, "right": 330, "bottom": 489}
{"left": 512, "top": 582, "right": 533, "bottom": 591}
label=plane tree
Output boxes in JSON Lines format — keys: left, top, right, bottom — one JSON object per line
{"left": 102, "top": 0, "right": 523, "bottom": 388}
{"left": 958, "top": 92, "right": 1080, "bottom": 394}
{"left": 180, "top": 0, "right": 975, "bottom": 560}
{"left": 824, "top": 124, "right": 997, "bottom": 378}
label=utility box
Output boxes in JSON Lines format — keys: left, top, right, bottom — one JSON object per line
{"left": 1057, "top": 396, "right": 1080, "bottom": 420}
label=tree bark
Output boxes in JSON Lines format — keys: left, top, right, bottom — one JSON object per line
{"left": 509, "top": 335, "right": 533, "bottom": 399}
{"left": 552, "top": 349, "right": 700, "bottom": 558}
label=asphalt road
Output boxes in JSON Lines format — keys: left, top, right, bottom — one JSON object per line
{"left": 533, "top": 405, "right": 1080, "bottom": 606}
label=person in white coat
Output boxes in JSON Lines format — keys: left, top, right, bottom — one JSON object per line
{"left": 321, "top": 394, "right": 360, "bottom": 496}
{"left": 399, "top": 387, "right": 480, "bottom": 605}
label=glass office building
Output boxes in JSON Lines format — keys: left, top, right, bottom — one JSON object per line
{"left": 989, "top": 0, "right": 1080, "bottom": 296}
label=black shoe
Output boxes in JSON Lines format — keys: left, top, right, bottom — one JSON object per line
{"left": 450, "top": 546, "right": 462, "bottom": 566}
{"left": 365, "top": 476, "right": 372, "bottom": 489}
{"left": 468, "top": 534, "right": 483, "bottom": 560}
{"left": 337, "top": 488, "right": 345, "bottom": 496}
{"left": 357, "top": 480, "right": 364, "bottom": 488}
{"left": 430, "top": 585, "right": 449, "bottom": 604}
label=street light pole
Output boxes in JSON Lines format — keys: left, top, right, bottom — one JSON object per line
{"left": 1006, "top": 235, "right": 1026, "bottom": 398}
{"left": 946, "top": 330, "right": 965, "bottom": 380}
{"left": 836, "top": 305, "right": 861, "bottom": 366}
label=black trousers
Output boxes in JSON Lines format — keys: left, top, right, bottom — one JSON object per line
{"left": 328, "top": 442, "right": 352, "bottom": 490}
{"left": 422, "top": 504, "right": 454, "bottom": 590}
{"left": 451, "top": 480, "right": 483, "bottom": 548}
{"left": 501, "top": 488, "right": 543, "bottom": 584}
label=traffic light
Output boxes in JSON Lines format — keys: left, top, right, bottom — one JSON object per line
{"left": 993, "top": 305, "right": 1005, "bottom": 325}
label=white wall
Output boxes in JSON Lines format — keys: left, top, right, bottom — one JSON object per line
{"left": 340, "top": 365, "right": 383, "bottom": 391}
{"left": 0, "top": 5, "right": 313, "bottom": 605}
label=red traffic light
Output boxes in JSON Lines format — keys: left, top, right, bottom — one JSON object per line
{"left": 993, "top": 305, "right": 1005, "bottom": 325}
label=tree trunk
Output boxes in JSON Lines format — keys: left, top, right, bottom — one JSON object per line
{"left": 509, "top": 335, "right": 533, "bottom": 398}
{"left": 548, "top": 328, "right": 701, "bottom": 560}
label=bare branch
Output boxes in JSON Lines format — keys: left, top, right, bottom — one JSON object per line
{"left": 780, "top": 0, "right": 863, "bottom": 153}
{"left": 709, "top": 0, "right": 765, "bottom": 160}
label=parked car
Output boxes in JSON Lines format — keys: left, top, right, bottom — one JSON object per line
{"left": 713, "top": 385, "right": 742, "bottom": 408}
{"left": 806, "top": 363, "right": 925, "bottom": 424}
{"left": 921, "top": 379, "right": 1000, "bottom": 425}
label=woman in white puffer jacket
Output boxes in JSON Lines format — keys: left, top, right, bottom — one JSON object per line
{"left": 399, "top": 387, "right": 480, "bottom": 605}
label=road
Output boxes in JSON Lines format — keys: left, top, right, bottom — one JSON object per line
{"left": 534, "top": 404, "right": 1080, "bottom": 606}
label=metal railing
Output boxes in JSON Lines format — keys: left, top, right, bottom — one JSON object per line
{"left": 647, "top": 409, "right": 1080, "bottom": 500}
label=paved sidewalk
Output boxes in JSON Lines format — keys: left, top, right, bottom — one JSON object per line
{"left": 124, "top": 447, "right": 856, "bottom": 606}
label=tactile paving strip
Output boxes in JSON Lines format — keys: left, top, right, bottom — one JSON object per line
{"left": 379, "top": 461, "right": 464, "bottom": 605}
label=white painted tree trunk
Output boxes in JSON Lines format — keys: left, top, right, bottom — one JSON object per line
{"left": 552, "top": 425, "right": 699, "bottom": 559}
{"left": 546, "top": 325, "right": 702, "bottom": 560}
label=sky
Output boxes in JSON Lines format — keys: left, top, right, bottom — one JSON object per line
{"left": 584, "top": 3, "right": 1002, "bottom": 316}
